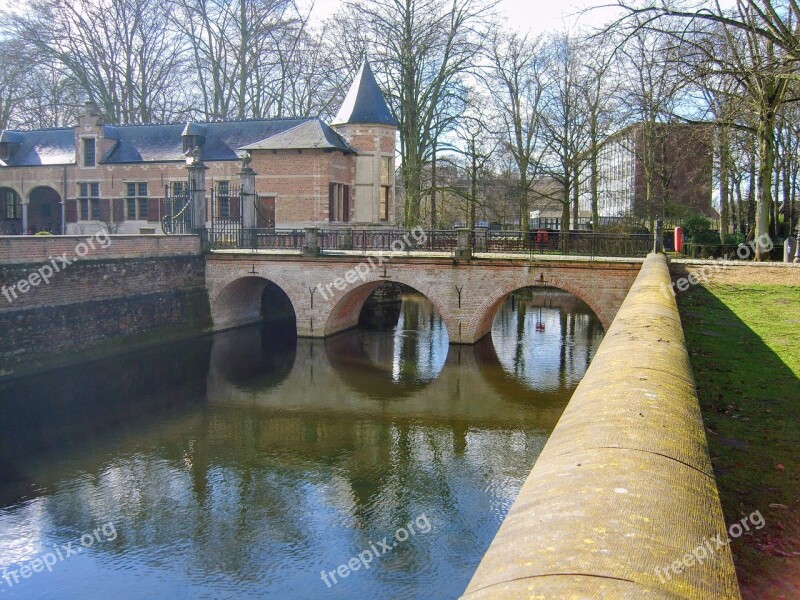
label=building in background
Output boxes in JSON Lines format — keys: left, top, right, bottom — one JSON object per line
{"left": 0, "top": 60, "right": 397, "bottom": 235}
{"left": 579, "top": 123, "right": 715, "bottom": 228}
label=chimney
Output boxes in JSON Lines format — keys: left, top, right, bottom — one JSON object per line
{"left": 84, "top": 100, "right": 100, "bottom": 117}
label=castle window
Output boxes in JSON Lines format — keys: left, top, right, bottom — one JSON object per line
{"left": 0, "top": 189, "right": 20, "bottom": 220}
{"left": 78, "top": 182, "right": 100, "bottom": 220}
{"left": 83, "top": 138, "right": 96, "bottom": 167}
{"left": 380, "top": 157, "right": 393, "bottom": 221}
{"left": 328, "top": 183, "right": 350, "bottom": 222}
{"left": 126, "top": 182, "right": 148, "bottom": 220}
{"left": 217, "top": 181, "right": 230, "bottom": 218}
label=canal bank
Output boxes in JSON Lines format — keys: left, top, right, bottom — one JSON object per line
{"left": 0, "top": 235, "right": 210, "bottom": 377}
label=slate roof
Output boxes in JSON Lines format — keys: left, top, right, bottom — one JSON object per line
{"left": 0, "top": 118, "right": 355, "bottom": 167}
{"left": 240, "top": 119, "right": 353, "bottom": 153}
{"left": 0, "top": 128, "right": 75, "bottom": 166}
{"left": 332, "top": 60, "right": 398, "bottom": 127}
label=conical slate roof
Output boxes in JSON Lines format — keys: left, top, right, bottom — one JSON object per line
{"left": 332, "top": 60, "right": 398, "bottom": 127}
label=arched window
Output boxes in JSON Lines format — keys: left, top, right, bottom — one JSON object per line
{"left": 0, "top": 188, "right": 21, "bottom": 221}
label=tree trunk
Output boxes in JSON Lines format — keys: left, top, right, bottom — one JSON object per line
{"left": 571, "top": 164, "right": 579, "bottom": 229}
{"left": 430, "top": 142, "right": 437, "bottom": 228}
{"left": 755, "top": 116, "right": 775, "bottom": 260}
{"left": 590, "top": 146, "right": 600, "bottom": 232}
{"left": 719, "top": 125, "right": 730, "bottom": 242}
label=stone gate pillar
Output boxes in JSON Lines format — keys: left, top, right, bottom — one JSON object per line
{"left": 187, "top": 149, "right": 208, "bottom": 232}
{"left": 239, "top": 153, "right": 257, "bottom": 230}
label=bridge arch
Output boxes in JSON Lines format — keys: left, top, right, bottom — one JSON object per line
{"left": 323, "top": 277, "right": 457, "bottom": 342}
{"left": 468, "top": 277, "right": 609, "bottom": 343}
{"left": 210, "top": 272, "right": 298, "bottom": 331}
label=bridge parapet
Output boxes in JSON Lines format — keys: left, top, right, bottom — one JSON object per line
{"left": 461, "top": 253, "right": 740, "bottom": 599}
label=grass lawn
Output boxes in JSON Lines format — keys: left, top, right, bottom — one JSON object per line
{"left": 679, "top": 284, "right": 800, "bottom": 600}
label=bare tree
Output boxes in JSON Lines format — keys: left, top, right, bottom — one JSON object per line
{"left": 612, "top": 0, "right": 799, "bottom": 257}
{"left": 340, "top": 0, "right": 495, "bottom": 227}
{"left": 9, "top": 0, "right": 189, "bottom": 124}
{"left": 487, "top": 31, "right": 547, "bottom": 230}
{"left": 540, "top": 33, "right": 591, "bottom": 239}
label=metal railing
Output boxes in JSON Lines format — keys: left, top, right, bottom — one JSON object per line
{"left": 210, "top": 226, "right": 652, "bottom": 258}
{"left": 485, "top": 230, "right": 652, "bottom": 258}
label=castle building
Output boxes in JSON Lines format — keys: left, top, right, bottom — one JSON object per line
{"left": 0, "top": 60, "right": 398, "bottom": 235}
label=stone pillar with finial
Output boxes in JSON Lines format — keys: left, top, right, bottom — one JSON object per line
{"left": 187, "top": 146, "right": 209, "bottom": 248}
{"left": 240, "top": 152, "right": 257, "bottom": 230}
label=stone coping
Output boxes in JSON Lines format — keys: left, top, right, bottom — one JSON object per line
{"left": 461, "top": 253, "right": 740, "bottom": 599}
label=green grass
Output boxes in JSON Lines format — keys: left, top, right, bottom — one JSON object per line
{"left": 679, "top": 284, "right": 800, "bottom": 599}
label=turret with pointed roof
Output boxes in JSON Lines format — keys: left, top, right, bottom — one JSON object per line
{"left": 332, "top": 59, "right": 398, "bottom": 128}
{"left": 330, "top": 59, "right": 397, "bottom": 226}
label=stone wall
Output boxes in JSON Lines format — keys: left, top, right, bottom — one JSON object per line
{"left": 462, "top": 253, "right": 740, "bottom": 599}
{"left": 1, "top": 247, "right": 210, "bottom": 376}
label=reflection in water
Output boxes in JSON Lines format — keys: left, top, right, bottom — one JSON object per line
{"left": 0, "top": 291, "right": 603, "bottom": 599}
{"left": 492, "top": 288, "right": 605, "bottom": 391}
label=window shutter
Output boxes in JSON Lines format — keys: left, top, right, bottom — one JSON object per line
{"left": 113, "top": 198, "right": 125, "bottom": 221}
{"left": 99, "top": 199, "right": 111, "bottom": 222}
{"left": 328, "top": 182, "right": 335, "bottom": 222}
{"left": 147, "top": 198, "right": 160, "bottom": 222}
{"left": 343, "top": 186, "right": 350, "bottom": 223}
{"left": 65, "top": 199, "right": 78, "bottom": 223}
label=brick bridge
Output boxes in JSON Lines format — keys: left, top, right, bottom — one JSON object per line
{"left": 206, "top": 253, "right": 643, "bottom": 344}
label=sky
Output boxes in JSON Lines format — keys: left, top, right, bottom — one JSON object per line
{"left": 300, "top": 0, "right": 623, "bottom": 33}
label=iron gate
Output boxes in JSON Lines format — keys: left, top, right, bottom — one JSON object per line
{"left": 161, "top": 180, "right": 193, "bottom": 234}
{"left": 210, "top": 182, "right": 243, "bottom": 248}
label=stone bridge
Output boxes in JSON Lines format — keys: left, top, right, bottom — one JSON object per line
{"left": 205, "top": 253, "right": 643, "bottom": 343}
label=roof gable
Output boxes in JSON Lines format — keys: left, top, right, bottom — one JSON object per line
{"left": 240, "top": 119, "right": 353, "bottom": 153}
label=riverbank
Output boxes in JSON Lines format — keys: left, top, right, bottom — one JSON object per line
{"left": 678, "top": 283, "right": 800, "bottom": 599}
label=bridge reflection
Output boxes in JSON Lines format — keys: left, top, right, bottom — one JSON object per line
{"left": 208, "top": 289, "right": 603, "bottom": 427}
{"left": 0, "top": 289, "right": 605, "bottom": 598}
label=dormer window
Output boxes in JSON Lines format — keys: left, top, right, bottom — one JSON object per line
{"left": 183, "top": 136, "right": 198, "bottom": 154}
{"left": 83, "top": 138, "right": 96, "bottom": 167}
{"left": 0, "top": 131, "right": 22, "bottom": 161}
{"left": 181, "top": 122, "right": 206, "bottom": 156}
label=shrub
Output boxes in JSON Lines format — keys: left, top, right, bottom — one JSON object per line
{"left": 681, "top": 213, "right": 718, "bottom": 244}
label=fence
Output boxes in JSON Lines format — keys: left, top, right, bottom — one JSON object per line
{"left": 207, "top": 226, "right": 652, "bottom": 258}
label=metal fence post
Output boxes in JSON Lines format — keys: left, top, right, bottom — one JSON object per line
{"left": 653, "top": 218, "right": 664, "bottom": 253}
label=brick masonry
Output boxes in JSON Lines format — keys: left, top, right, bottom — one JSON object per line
{"left": 0, "top": 234, "right": 200, "bottom": 265}
{"left": 206, "top": 255, "right": 643, "bottom": 344}
{"left": 0, "top": 253, "right": 211, "bottom": 375}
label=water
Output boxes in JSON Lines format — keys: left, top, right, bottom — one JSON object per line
{"left": 0, "top": 289, "right": 603, "bottom": 599}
